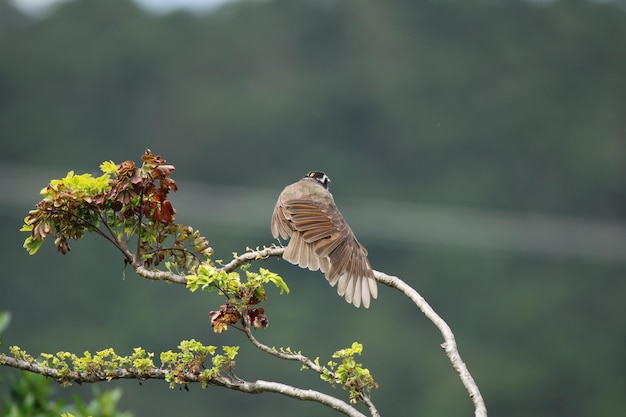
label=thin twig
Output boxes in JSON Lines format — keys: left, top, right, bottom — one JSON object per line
{"left": 242, "top": 323, "right": 324, "bottom": 372}
{"left": 218, "top": 246, "right": 285, "bottom": 273}
{"left": 134, "top": 187, "right": 145, "bottom": 265}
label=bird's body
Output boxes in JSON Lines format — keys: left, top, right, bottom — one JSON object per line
{"left": 271, "top": 172, "right": 378, "bottom": 308}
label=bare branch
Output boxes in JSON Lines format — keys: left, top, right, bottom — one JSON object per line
{"left": 216, "top": 379, "right": 368, "bottom": 417}
{"left": 360, "top": 394, "right": 381, "bottom": 417}
{"left": 373, "top": 270, "right": 488, "bottom": 417}
{"left": 133, "top": 264, "right": 187, "bottom": 284}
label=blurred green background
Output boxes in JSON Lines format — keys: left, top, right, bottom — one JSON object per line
{"left": 1, "top": 0, "right": 625, "bottom": 416}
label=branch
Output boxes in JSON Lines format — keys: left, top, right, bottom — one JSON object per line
{"left": 131, "top": 246, "right": 284, "bottom": 284}
{"left": 131, "top": 246, "right": 486, "bottom": 416}
{"left": 0, "top": 354, "right": 367, "bottom": 417}
{"left": 0, "top": 354, "right": 167, "bottom": 383}
{"left": 373, "top": 270, "right": 488, "bottom": 417}
{"left": 219, "top": 246, "right": 285, "bottom": 272}
{"left": 360, "top": 394, "right": 380, "bottom": 417}
{"left": 216, "top": 379, "right": 368, "bottom": 417}
{"left": 133, "top": 264, "right": 187, "bottom": 284}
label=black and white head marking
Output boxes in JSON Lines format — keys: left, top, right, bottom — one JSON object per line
{"left": 305, "top": 171, "right": 331, "bottom": 189}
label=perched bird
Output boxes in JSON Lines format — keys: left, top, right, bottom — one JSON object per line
{"left": 271, "top": 171, "right": 378, "bottom": 308}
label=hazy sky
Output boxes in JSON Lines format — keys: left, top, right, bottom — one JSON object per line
{"left": 11, "top": 0, "right": 232, "bottom": 15}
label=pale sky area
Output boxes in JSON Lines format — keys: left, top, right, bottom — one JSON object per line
{"left": 10, "top": 0, "right": 233, "bottom": 15}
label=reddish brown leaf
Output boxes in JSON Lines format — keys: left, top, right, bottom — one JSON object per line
{"left": 247, "top": 308, "right": 268, "bottom": 329}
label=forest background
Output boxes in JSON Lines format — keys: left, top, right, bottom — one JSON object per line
{"left": 1, "top": 0, "right": 625, "bottom": 416}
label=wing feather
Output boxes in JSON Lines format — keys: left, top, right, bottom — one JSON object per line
{"left": 271, "top": 191, "right": 378, "bottom": 308}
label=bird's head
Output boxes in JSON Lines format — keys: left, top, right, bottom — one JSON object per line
{"left": 305, "top": 171, "right": 331, "bottom": 189}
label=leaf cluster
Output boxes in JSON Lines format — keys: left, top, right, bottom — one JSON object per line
{"left": 188, "top": 262, "right": 289, "bottom": 332}
{"left": 19, "top": 151, "right": 295, "bottom": 328}
{"left": 4, "top": 340, "right": 238, "bottom": 392}
{"left": 319, "top": 342, "right": 378, "bottom": 404}
{"left": 160, "top": 340, "right": 238, "bottom": 389}
{"left": 7, "top": 346, "right": 154, "bottom": 387}
{"left": 21, "top": 150, "right": 212, "bottom": 271}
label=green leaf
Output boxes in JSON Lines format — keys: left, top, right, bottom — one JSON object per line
{"left": 99, "top": 160, "right": 118, "bottom": 175}
{"left": 259, "top": 268, "right": 290, "bottom": 294}
{"left": 22, "top": 236, "right": 43, "bottom": 255}
{"left": 222, "top": 346, "right": 239, "bottom": 360}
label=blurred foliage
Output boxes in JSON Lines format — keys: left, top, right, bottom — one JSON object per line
{"left": 0, "top": 0, "right": 625, "bottom": 416}
{"left": 1, "top": 0, "right": 625, "bottom": 216}
{"left": 0, "top": 315, "right": 132, "bottom": 417}
{"left": 0, "top": 371, "right": 133, "bottom": 417}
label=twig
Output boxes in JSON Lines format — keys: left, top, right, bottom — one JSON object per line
{"left": 219, "top": 246, "right": 285, "bottom": 273}
{"left": 241, "top": 324, "right": 323, "bottom": 372}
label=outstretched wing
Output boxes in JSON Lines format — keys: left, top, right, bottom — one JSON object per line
{"left": 273, "top": 198, "right": 378, "bottom": 308}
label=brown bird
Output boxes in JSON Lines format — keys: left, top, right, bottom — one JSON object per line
{"left": 271, "top": 171, "right": 378, "bottom": 308}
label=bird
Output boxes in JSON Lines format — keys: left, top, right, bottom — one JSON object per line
{"left": 271, "top": 171, "right": 378, "bottom": 308}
